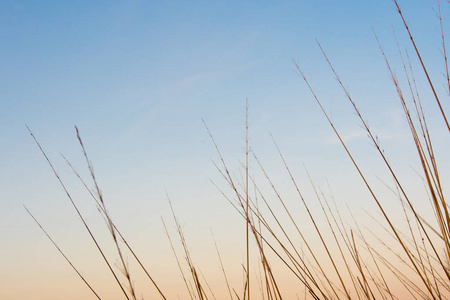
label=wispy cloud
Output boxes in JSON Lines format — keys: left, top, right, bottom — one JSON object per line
{"left": 323, "top": 129, "right": 366, "bottom": 145}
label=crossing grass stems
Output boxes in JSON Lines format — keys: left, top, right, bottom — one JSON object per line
{"left": 26, "top": 1, "right": 450, "bottom": 299}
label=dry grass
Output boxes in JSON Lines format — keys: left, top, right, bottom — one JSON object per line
{"left": 27, "top": 1, "right": 450, "bottom": 299}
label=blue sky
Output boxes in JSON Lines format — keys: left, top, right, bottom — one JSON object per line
{"left": 1, "top": 1, "right": 450, "bottom": 299}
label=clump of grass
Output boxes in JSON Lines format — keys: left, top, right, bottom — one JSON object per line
{"left": 27, "top": 0, "right": 450, "bottom": 299}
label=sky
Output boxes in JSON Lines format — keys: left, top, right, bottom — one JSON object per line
{"left": 1, "top": 1, "right": 450, "bottom": 299}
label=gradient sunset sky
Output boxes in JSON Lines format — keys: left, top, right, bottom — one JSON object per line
{"left": 1, "top": 1, "right": 450, "bottom": 299}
